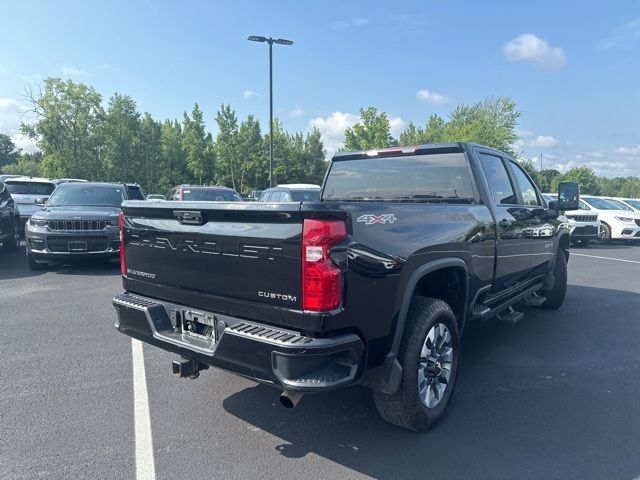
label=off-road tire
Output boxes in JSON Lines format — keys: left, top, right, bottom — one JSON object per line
{"left": 542, "top": 250, "right": 567, "bottom": 309}
{"left": 373, "top": 297, "right": 460, "bottom": 432}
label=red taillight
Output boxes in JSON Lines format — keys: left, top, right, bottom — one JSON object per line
{"left": 302, "top": 219, "right": 347, "bottom": 311}
{"left": 119, "top": 211, "right": 126, "bottom": 276}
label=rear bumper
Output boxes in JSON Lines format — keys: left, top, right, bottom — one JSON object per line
{"left": 113, "top": 292, "right": 365, "bottom": 393}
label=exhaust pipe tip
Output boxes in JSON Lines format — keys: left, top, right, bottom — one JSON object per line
{"left": 279, "top": 390, "right": 304, "bottom": 409}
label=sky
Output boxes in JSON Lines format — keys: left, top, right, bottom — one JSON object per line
{"left": 0, "top": 0, "right": 639, "bottom": 177}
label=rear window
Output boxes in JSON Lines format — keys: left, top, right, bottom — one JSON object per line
{"left": 291, "top": 189, "right": 321, "bottom": 201}
{"left": 126, "top": 185, "right": 145, "bottom": 200}
{"left": 182, "top": 189, "right": 242, "bottom": 201}
{"left": 5, "top": 181, "right": 55, "bottom": 195}
{"left": 323, "top": 153, "right": 474, "bottom": 201}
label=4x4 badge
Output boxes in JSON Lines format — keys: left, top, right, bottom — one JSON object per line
{"left": 357, "top": 214, "right": 397, "bottom": 225}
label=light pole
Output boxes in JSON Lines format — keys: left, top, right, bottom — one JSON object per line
{"left": 247, "top": 35, "right": 293, "bottom": 188}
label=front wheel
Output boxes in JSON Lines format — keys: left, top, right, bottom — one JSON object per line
{"left": 598, "top": 222, "right": 611, "bottom": 242}
{"left": 373, "top": 297, "right": 460, "bottom": 432}
{"left": 2, "top": 222, "right": 20, "bottom": 251}
{"left": 28, "top": 256, "right": 47, "bottom": 270}
{"left": 542, "top": 250, "right": 567, "bottom": 309}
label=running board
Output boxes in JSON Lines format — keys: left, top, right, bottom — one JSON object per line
{"left": 496, "top": 307, "right": 524, "bottom": 325}
{"left": 471, "top": 282, "right": 544, "bottom": 322}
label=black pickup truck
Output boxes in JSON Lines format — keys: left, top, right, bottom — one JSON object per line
{"left": 113, "top": 142, "right": 579, "bottom": 431}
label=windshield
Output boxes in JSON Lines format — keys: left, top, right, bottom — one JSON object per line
{"left": 291, "top": 189, "right": 321, "bottom": 201}
{"left": 182, "top": 189, "right": 241, "bottom": 201}
{"left": 323, "top": 153, "right": 475, "bottom": 201}
{"left": 623, "top": 199, "right": 640, "bottom": 210}
{"left": 5, "top": 181, "right": 55, "bottom": 195}
{"left": 47, "top": 186, "right": 124, "bottom": 207}
{"left": 584, "top": 198, "right": 624, "bottom": 210}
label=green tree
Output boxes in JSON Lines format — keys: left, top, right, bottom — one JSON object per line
{"left": 22, "top": 78, "right": 104, "bottom": 179}
{"left": 235, "top": 115, "right": 267, "bottom": 192}
{"left": 561, "top": 166, "right": 601, "bottom": 195}
{"left": 158, "top": 119, "right": 187, "bottom": 194}
{"left": 139, "top": 113, "right": 162, "bottom": 193}
{"left": 0, "top": 134, "right": 20, "bottom": 167}
{"left": 344, "top": 107, "right": 397, "bottom": 150}
{"left": 214, "top": 104, "right": 239, "bottom": 188}
{"left": 397, "top": 98, "right": 520, "bottom": 155}
{"left": 1, "top": 152, "right": 42, "bottom": 176}
{"left": 103, "top": 93, "right": 141, "bottom": 182}
{"left": 183, "top": 103, "right": 211, "bottom": 185}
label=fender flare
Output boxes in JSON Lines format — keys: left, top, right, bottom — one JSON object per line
{"left": 361, "top": 257, "right": 469, "bottom": 394}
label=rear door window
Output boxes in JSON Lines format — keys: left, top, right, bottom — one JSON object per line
{"left": 477, "top": 153, "right": 516, "bottom": 205}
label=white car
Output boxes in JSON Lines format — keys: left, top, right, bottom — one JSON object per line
{"left": 543, "top": 193, "right": 600, "bottom": 246}
{"left": 580, "top": 195, "right": 640, "bottom": 241}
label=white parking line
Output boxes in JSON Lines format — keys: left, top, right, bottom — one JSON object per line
{"left": 571, "top": 253, "right": 640, "bottom": 264}
{"left": 132, "top": 339, "right": 156, "bottom": 480}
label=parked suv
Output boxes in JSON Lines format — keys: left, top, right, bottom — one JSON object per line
{"left": 259, "top": 184, "right": 321, "bottom": 202}
{"left": 169, "top": 185, "right": 242, "bottom": 201}
{"left": 3, "top": 177, "right": 56, "bottom": 232}
{"left": 580, "top": 195, "right": 640, "bottom": 241}
{"left": 543, "top": 193, "right": 600, "bottom": 246}
{"left": 0, "top": 182, "right": 20, "bottom": 251}
{"left": 113, "top": 142, "right": 579, "bottom": 431}
{"left": 25, "top": 182, "right": 135, "bottom": 269}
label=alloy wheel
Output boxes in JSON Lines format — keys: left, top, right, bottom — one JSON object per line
{"left": 418, "top": 322, "right": 454, "bottom": 408}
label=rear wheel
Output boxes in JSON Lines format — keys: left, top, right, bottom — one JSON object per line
{"left": 373, "top": 297, "right": 460, "bottom": 432}
{"left": 542, "top": 250, "right": 567, "bottom": 309}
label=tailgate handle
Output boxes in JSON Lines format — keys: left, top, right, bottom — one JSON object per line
{"left": 174, "top": 210, "right": 205, "bottom": 225}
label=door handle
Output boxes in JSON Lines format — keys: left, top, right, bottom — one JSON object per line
{"left": 498, "top": 219, "right": 512, "bottom": 227}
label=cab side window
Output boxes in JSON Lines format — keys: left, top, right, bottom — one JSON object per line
{"left": 510, "top": 162, "right": 540, "bottom": 206}
{"left": 478, "top": 153, "right": 517, "bottom": 205}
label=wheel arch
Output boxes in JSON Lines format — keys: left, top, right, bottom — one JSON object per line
{"left": 362, "top": 257, "right": 469, "bottom": 394}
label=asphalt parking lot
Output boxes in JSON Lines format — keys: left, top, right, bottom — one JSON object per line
{"left": 2, "top": 243, "right": 640, "bottom": 480}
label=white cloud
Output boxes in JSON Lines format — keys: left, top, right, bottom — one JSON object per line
{"left": 309, "top": 111, "right": 404, "bottom": 158}
{"left": 416, "top": 89, "right": 450, "bottom": 106}
{"left": 0, "top": 98, "right": 27, "bottom": 135}
{"left": 389, "top": 116, "right": 405, "bottom": 137}
{"left": 243, "top": 89, "right": 259, "bottom": 99}
{"left": 516, "top": 133, "right": 559, "bottom": 150}
{"left": 333, "top": 17, "right": 370, "bottom": 29}
{"left": 309, "top": 112, "right": 359, "bottom": 157}
{"left": 503, "top": 34, "right": 566, "bottom": 68}
{"left": 10, "top": 132, "right": 38, "bottom": 153}
{"left": 0, "top": 98, "right": 22, "bottom": 112}
{"left": 615, "top": 145, "right": 640, "bottom": 155}
{"left": 60, "top": 65, "right": 88, "bottom": 77}
{"left": 288, "top": 106, "right": 305, "bottom": 118}
{"left": 601, "top": 18, "right": 640, "bottom": 49}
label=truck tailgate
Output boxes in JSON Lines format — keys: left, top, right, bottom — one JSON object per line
{"left": 121, "top": 201, "right": 304, "bottom": 317}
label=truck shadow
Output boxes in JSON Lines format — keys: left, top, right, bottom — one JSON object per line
{"left": 223, "top": 285, "right": 640, "bottom": 480}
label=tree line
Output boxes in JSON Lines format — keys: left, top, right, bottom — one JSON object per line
{"left": 1, "top": 78, "right": 327, "bottom": 195}
{"left": 1, "top": 78, "right": 638, "bottom": 198}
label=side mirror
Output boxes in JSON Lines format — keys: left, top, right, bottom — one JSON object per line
{"left": 34, "top": 197, "right": 46, "bottom": 206}
{"left": 555, "top": 182, "right": 579, "bottom": 211}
